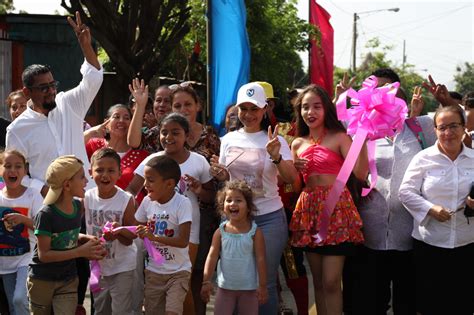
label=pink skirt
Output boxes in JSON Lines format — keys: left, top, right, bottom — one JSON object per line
{"left": 290, "top": 185, "right": 364, "bottom": 247}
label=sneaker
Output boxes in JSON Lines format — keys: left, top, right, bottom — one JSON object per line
{"left": 75, "top": 305, "right": 86, "bottom": 315}
{"left": 279, "top": 303, "right": 294, "bottom": 315}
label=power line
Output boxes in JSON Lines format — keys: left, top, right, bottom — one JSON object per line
{"left": 360, "top": 4, "right": 470, "bottom": 36}
{"left": 326, "top": 0, "right": 352, "bottom": 16}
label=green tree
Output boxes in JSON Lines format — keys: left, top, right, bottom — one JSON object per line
{"left": 0, "top": 0, "right": 14, "bottom": 14}
{"left": 454, "top": 62, "right": 474, "bottom": 95}
{"left": 334, "top": 37, "right": 438, "bottom": 114}
{"left": 247, "top": 0, "right": 316, "bottom": 98}
{"left": 61, "top": 0, "right": 191, "bottom": 99}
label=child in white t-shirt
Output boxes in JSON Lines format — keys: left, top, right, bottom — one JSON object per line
{"left": 0, "top": 150, "right": 43, "bottom": 315}
{"left": 135, "top": 155, "right": 192, "bottom": 315}
{"left": 84, "top": 148, "right": 137, "bottom": 315}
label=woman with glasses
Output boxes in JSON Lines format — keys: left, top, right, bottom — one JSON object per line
{"left": 399, "top": 105, "right": 474, "bottom": 315}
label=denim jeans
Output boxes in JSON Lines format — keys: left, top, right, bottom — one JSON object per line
{"left": 254, "top": 208, "right": 288, "bottom": 315}
{"left": 2, "top": 265, "right": 29, "bottom": 315}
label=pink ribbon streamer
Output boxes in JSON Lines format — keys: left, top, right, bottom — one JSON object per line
{"left": 314, "top": 76, "right": 407, "bottom": 243}
{"left": 89, "top": 222, "right": 164, "bottom": 293}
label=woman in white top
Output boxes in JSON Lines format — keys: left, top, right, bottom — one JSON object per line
{"left": 210, "top": 82, "right": 298, "bottom": 314}
{"left": 399, "top": 105, "right": 474, "bottom": 315}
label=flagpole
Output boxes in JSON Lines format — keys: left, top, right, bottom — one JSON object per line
{"left": 206, "top": 0, "right": 212, "bottom": 119}
{"left": 308, "top": 0, "right": 311, "bottom": 84}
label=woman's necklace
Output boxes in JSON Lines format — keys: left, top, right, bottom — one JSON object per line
{"left": 310, "top": 129, "right": 326, "bottom": 145}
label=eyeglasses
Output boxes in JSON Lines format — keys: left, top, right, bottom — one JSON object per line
{"left": 435, "top": 123, "right": 463, "bottom": 133}
{"left": 28, "top": 81, "right": 59, "bottom": 93}
{"left": 169, "top": 81, "right": 193, "bottom": 91}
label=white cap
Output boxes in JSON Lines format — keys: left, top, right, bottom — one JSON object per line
{"left": 236, "top": 82, "right": 268, "bottom": 108}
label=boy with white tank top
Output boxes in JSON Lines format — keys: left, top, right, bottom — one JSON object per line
{"left": 83, "top": 148, "right": 137, "bottom": 315}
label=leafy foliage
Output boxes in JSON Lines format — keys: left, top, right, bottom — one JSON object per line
{"left": 454, "top": 62, "right": 474, "bottom": 95}
{"left": 61, "top": 0, "right": 192, "bottom": 98}
{"left": 246, "top": 0, "right": 317, "bottom": 101}
{"left": 0, "top": 0, "right": 13, "bottom": 14}
{"left": 335, "top": 37, "right": 439, "bottom": 114}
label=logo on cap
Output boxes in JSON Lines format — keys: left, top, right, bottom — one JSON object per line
{"left": 246, "top": 89, "right": 255, "bottom": 97}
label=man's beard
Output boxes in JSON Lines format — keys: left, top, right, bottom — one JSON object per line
{"left": 43, "top": 101, "right": 57, "bottom": 111}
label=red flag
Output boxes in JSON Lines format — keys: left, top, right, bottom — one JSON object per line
{"left": 309, "top": 1, "right": 334, "bottom": 96}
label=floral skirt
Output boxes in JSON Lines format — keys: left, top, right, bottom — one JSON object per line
{"left": 289, "top": 185, "right": 364, "bottom": 247}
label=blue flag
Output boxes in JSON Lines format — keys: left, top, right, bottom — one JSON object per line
{"left": 210, "top": 0, "right": 250, "bottom": 134}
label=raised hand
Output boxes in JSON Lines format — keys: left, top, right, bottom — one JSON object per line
{"left": 410, "top": 86, "right": 424, "bottom": 117}
{"left": 422, "top": 75, "right": 457, "bottom": 107}
{"left": 67, "top": 11, "right": 91, "bottom": 49}
{"left": 334, "top": 72, "right": 356, "bottom": 102}
{"left": 128, "top": 78, "right": 149, "bottom": 111}
{"left": 266, "top": 125, "right": 281, "bottom": 161}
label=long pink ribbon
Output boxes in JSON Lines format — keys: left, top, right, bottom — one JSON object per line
{"left": 314, "top": 76, "right": 407, "bottom": 243}
{"left": 314, "top": 128, "right": 368, "bottom": 243}
{"left": 89, "top": 222, "right": 164, "bottom": 293}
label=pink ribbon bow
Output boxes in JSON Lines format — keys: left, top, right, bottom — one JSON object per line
{"left": 314, "top": 76, "right": 408, "bottom": 243}
{"left": 89, "top": 222, "right": 164, "bottom": 294}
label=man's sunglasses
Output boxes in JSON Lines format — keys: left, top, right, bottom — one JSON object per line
{"left": 28, "top": 81, "right": 59, "bottom": 93}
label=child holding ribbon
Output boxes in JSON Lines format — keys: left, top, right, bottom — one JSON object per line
{"left": 83, "top": 148, "right": 137, "bottom": 315}
{"left": 289, "top": 84, "right": 368, "bottom": 315}
{"left": 28, "top": 155, "right": 106, "bottom": 315}
{"left": 0, "top": 150, "right": 43, "bottom": 315}
{"left": 135, "top": 155, "right": 193, "bottom": 315}
{"left": 128, "top": 112, "right": 215, "bottom": 313}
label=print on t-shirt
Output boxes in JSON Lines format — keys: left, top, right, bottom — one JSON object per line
{"left": 148, "top": 212, "right": 177, "bottom": 261}
{"left": 50, "top": 227, "right": 80, "bottom": 250}
{"left": 0, "top": 206, "right": 29, "bottom": 256}
{"left": 86, "top": 208, "right": 124, "bottom": 259}
{"left": 227, "top": 146, "right": 266, "bottom": 197}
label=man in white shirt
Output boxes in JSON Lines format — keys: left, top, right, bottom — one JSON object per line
{"left": 6, "top": 12, "right": 103, "bottom": 193}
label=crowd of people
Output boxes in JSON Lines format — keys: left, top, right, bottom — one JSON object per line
{"left": 1, "top": 11, "right": 474, "bottom": 315}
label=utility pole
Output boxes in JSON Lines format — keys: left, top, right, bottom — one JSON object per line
{"left": 351, "top": 8, "right": 400, "bottom": 73}
{"left": 352, "top": 13, "right": 357, "bottom": 73}
{"left": 403, "top": 39, "right": 407, "bottom": 66}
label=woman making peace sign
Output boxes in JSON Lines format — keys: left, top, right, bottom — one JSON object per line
{"left": 210, "top": 82, "right": 298, "bottom": 314}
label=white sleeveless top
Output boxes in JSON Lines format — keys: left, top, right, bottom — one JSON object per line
{"left": 84, "top": 187, "right": 137, "bottom": 276}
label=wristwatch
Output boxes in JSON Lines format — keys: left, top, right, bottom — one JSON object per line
{"left": 271, "top": 154, "right": 282, "bottom": 165}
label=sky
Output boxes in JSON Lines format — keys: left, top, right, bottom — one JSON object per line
{"left": 12, "top": 0, "right": 474, "bottom": 89}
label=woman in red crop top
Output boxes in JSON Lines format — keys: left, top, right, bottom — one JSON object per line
{"left": 289, "top": 84, "right": 368, "bottom": 315}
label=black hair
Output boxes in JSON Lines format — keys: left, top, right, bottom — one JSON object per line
{"left": 223, "top": 103, "right": 239, "bottom": 132}
{"left": 128, "top": 93, "right": 154, "bottom": 112}
{"left": 294, "top": 84, "right": 346, "bottom": 137}
{"left": 449, "top": 91, "right": 463, "bottom": 102}
{"left": 106, "top": 104, "right": 133, "bottom": 119}
{"left": 216, "top": 180, "right": 257, "bottom": 219}
{"left": 22, "top": 64, "right": 52, "bottom": 88}
{"left": 159, "top": 112, "right": 190, "bottom": 135}
{"left": 145, "top": 155, "right": 181, "bottom": 185}
{"left": 90, "top": 147, "right": 121, "bottom": 170}
{"left": 371, "top": 68, "right": 401, "bottom": 84}
{"left": 233, "top": 104, "right": 272, "bottom": 131}
{"left": 462, "top": 91, "right": 474, "bottom": 109}
{"left": 433, "top": 105, "right": 466, "bottom": 127}
{"left": 170, "top": 84, "right": 200, "bottom": 105}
